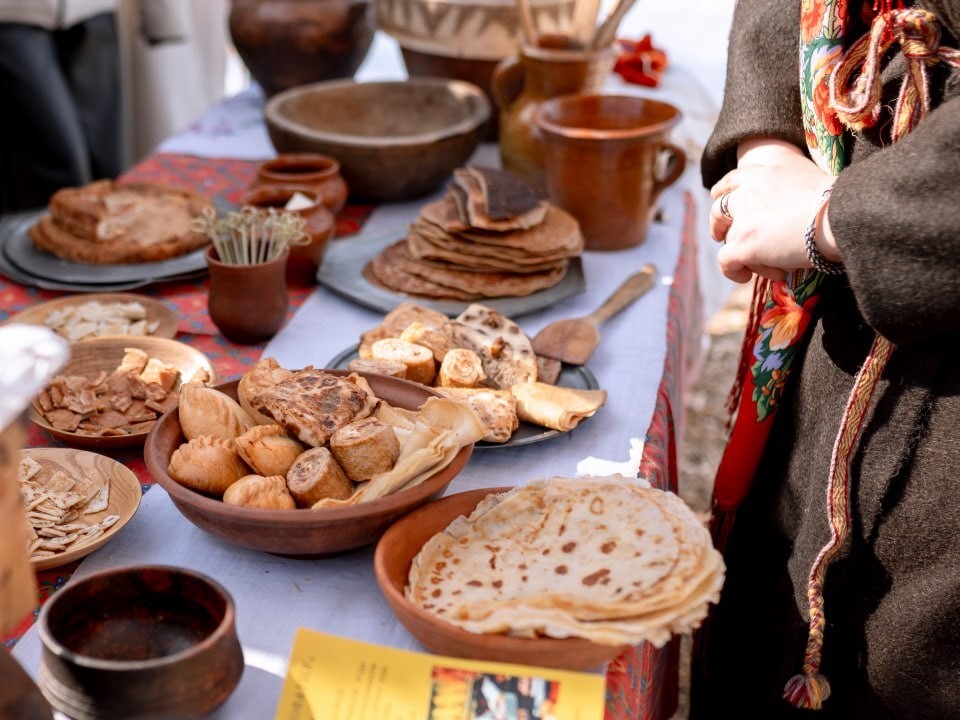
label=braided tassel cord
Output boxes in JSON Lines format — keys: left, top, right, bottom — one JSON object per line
{"left": 783, "top": 335, "right": 894, "bottom": 709}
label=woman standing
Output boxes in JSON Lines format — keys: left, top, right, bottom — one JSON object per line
{"left": 692, "top": 1, "right": 960, "bottom": 717}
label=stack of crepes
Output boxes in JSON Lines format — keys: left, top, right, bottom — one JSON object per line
{"left": 364, "top": 166, "right": 583, "bottom": 301}
{"left": 406, "top": 476, "right": 724, "bottom": 648}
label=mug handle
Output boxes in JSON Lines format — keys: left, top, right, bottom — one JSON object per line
{"left": 491, "top": 54, "right": 525, "bottom": 111}
{"left": 651, "top": 142, "right": 687, "bottom": 198}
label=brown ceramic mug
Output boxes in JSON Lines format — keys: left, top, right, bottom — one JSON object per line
{"left": 534, "top": 94, "right": 686, "bottom": 250}
{"left": 251, "top": 153, "right": 348, "bottom": 214}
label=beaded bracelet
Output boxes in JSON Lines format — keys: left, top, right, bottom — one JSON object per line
{"left": 805, "top": 187, "right": 845, "bottom": 275}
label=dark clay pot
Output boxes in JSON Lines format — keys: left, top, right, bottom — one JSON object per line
{"left": 229, "top": 0, "right": 375, "bottom": 97}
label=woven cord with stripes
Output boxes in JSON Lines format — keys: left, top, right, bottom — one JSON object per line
{"left": 783, "top": 7, "right": 960, "bottom": 709}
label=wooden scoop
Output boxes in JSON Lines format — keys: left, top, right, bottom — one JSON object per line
{"left": 531, "top": 264, "right": 656, "bottom": 365}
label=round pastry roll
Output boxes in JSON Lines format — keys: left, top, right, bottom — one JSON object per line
{"left": 437, "top": 347, "right": 486, "bottom": 388}
{"left": 178, "top": 382, "right": 255, "bottom": 441}
{"left": 370, "top": 338, "right": 436, "bottom": 385}
{"left": 168, "top": 435, "right": 249, "bottom": 496}
{"left": 235, "top": 424, "right": 305, "bottom": 477}
{"left": 286, "top": 447, "right": 353, "bottom": 507}
{"left": 237, "top": 357, "right": 294, "bottom": 425}
{"left": 223, "top": 474, "right": 296, "bottom": 510}
{"left": 329, "top": 416, "right": 401, "bottom": 482}
{"left": 347, "top": 357, "right": 408, "bottom": 379}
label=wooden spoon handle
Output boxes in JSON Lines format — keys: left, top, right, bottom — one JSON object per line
{"left": 586, "top": 264, "right": 657, "bottom": 326}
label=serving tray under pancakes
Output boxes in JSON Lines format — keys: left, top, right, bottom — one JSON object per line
{"left": 318, "top": 228, "right": 586, "bottom": 318}
{"left": 327, "top": 344, "right": 600, "bottom": 448}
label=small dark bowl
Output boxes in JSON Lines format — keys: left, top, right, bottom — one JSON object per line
{"left": 264, "top": 78, "right": 490, "bottom": 201}
{"left": 38, "top": 566, "right": 243, "bottom": 720}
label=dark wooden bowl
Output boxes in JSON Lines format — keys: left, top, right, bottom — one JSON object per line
{"left": 38, "top": 565, "right": 243, "bottom": 719}
{"left": 144, "top": 372, "right": 475, "bottom": 556}
{"left": 264, "top": 78, "right": 490, "bottom": 201}
{"left": 374, "top": 487, "right": 632, "bottom": 671}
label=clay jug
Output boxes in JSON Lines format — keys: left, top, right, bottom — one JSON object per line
{"left": 206, "top": 247, "right": 290, "bottom": 345}
{"left": 250, "top": 153, "right": 348, "bottom": 214}
{"left": 492, "top": 41, "right": 615, "bottom": 189}
{"left": 229, "top": 0, "right": 375, "bottom": 97}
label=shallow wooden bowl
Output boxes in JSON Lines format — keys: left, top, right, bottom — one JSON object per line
{"left": 24, "top": 448, "right": 143, "bottom": 571}
{"left": 374, "top": 487, "right": 632, "bottom": 671}
{"left": 38, "top": 565, "right": 242, "bottom": 719}
{"left": 143, "top": 372, "right": 475, "bottom": 556}
{"left": 9, "top": 292, "right": 178, "bottom": 340}
{"left": 30, "top": 336, "right": 218, "bottom": 450}
{"left": 264, "top": 78, "right": 490, "bottom": 201}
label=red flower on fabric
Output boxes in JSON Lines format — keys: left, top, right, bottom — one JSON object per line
{"left": 813, "top": 67, "right": 845, "bottom": 136}
{"left": 760, "top": 282, "right": 814, "bottom": 350}
{"left": 801, "top": 0, "right": 828, "bottom": 42}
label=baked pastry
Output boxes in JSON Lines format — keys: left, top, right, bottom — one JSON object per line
{"left": 250, "top": 369, "right": 379, "bottom": 447}
{"left": 449, "top": 304, "right": 538, "bottom": 389}
{"left": 167, "top": 435, "right": 249, "bottom": 496}
{"left": 370, "top": 338, "right": 436, "bottom": 385}
{"left": 235, "top": 424, "right": 305, "bottom": 477}
{"left": 437, "top": 348, "right": 486, "bottom": 388}
{"left": 398, "top": 321, "right": 457, "bottom": 362}
{"left": 237, "top": 357, "right": 294, "bottom": 425}
{"left": 329, "top": 417, "right": 401, "bottom": 482}
{"left": 432, "top": 387, "right": 518, "bottom": 443}
{"left": 286, "top": 447, "right": 353, "bottom": 507}
{"left": 178, "top": 382, "right": 254, "bottom": 441}
{"left": 346, "top": 357, "right": 408, "bottom": 379}
{"left": 223, "top": 474, "right": 296, "bottom": 510}
{"left": 29, "top": 180, "right": 212, "bottom": 264}
{"left": 358, "top": 302, "right": 450, "bottom": 359}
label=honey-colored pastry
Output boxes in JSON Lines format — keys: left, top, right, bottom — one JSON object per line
{"left": 330, "top": 416, "right": 401, "bottom": 482}
{"left": 286, "top": 447, "right": 353, "bottom": 507}
{"left": 398, "top": 321, "right": 457, "bottom": 362}
{"left": 237, "top": 357, "right": 294, "bottom": 425}
{"left": 347, "top": 357, "right": 408, "bottom": 379}
{"left": 370, "top": 338, "right": 436, "bottom": 385}
{"left": 437, "top": 347, "right": 486, "bottom": 388}
{"left": 222, "top": 474, "right": 296, "bottom": 510}
{"left": 178, "top": 382, "right": 254, "bottom": 441}
{"left": 167, "top": 435, "right": 249, "bottom": 496}
{"left": 235, "top": 424, "right": 305, "bottom": 477}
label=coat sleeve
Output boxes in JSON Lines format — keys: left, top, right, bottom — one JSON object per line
{"left": 830, "top": 92, "right": 960, "bottom": 345}
{"left": 700, "top": 0, "right": 806, "bottom": 187}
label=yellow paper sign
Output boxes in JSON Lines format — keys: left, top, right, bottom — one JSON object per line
{"left": 275, "top": 629, "right": 607, "bottom": 720}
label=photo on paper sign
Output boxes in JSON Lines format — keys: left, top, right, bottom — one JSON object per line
{"left": 426, "top": 666, "right": 560, "bottom": 720}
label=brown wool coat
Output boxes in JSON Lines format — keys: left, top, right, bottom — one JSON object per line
{"left": 692, "top": 1, "right": 960, "bottom": 718}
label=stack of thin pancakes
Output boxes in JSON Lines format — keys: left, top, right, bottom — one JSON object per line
{"left": 406, "top": 476, "right": 725, "bottom": 648}
{"left": 365, "top": 167, "right": 583, "bottom": 301}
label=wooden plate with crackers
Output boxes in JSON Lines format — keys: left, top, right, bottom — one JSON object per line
{"left": 9, "top": 292, "right": 178, "bottom": 341}
{"left": 20, "top": 448, "right": 142, "bottom": 570}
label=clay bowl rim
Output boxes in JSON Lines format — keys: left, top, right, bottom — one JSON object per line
{"left": 38, "top": 564, "right": 237, "bottom": 672}
{"left": 264, "top": 77, "right": 491, "bottom": 148}
{"left": 143, "top": 372, "right": 475, "bottom": 529}
{"left": 374, "top": 485, "right": 632, "bottom": 670}
{"left": 535, "top": 93, "right": 683, "bottom": 142}
{"left": 256, "top": 152, "right": 342, "bottom": 181}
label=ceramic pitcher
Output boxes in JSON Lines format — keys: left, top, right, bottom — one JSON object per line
{"left": 492, "top": 41, "right": 615, "bottom": 189}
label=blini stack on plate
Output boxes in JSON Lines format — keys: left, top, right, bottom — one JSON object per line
{"left": 365, "top": 166, "right": 584, "bottom": 301}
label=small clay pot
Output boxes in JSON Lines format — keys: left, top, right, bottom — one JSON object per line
{"left": 240, "top": 186, "right": 336, "bottom": 286}
{"left": 251, "top": 153, "right": 348, "bottom": 214}
{"left": 206, "top": 247, "right": 289, "bottom": 345}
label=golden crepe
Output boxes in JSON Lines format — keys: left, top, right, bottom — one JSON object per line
{"left": 510, "top": 382, "right": 607, "bottom": 432}
{"left": 406, "top": 476, "right": 725, "bottom": 648}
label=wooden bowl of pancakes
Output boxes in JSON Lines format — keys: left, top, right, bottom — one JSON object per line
{"left": 143, "top": 372, "right": 476, "bottom": 556}
{"left": 374, "top": 486, "right": 632, "bottom": 671}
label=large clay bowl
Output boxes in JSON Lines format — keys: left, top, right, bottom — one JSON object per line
{"left": 374, "top": 486, "right": 632, "bottom": 671}
{"left": 38, "top": 565, "right": 243, "bottom": 720}
{"left": 264, "top": 78, "right": 490, "bottom": 201}
{"left": 144, "top": 372, "right": 475, "bottom": 556}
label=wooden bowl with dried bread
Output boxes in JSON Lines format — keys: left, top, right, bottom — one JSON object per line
{"left": 30, "top": 336, "right": 218, "bottom": 449}
{"left": 375, "top": 478, "right": 726, "bottom": 670}
{"left": 143, "top": 364, "right": 481, "bottom": 556}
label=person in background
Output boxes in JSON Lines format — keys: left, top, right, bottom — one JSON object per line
{"left": 692, "top": 0, "right": 960, "bottom": 718}
{"left": 0, "top": 0, "right": 124, "bottom": 212}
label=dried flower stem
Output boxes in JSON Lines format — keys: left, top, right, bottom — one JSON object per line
{"left": 193, "top": 206, "right": 309, "bottom": 265}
